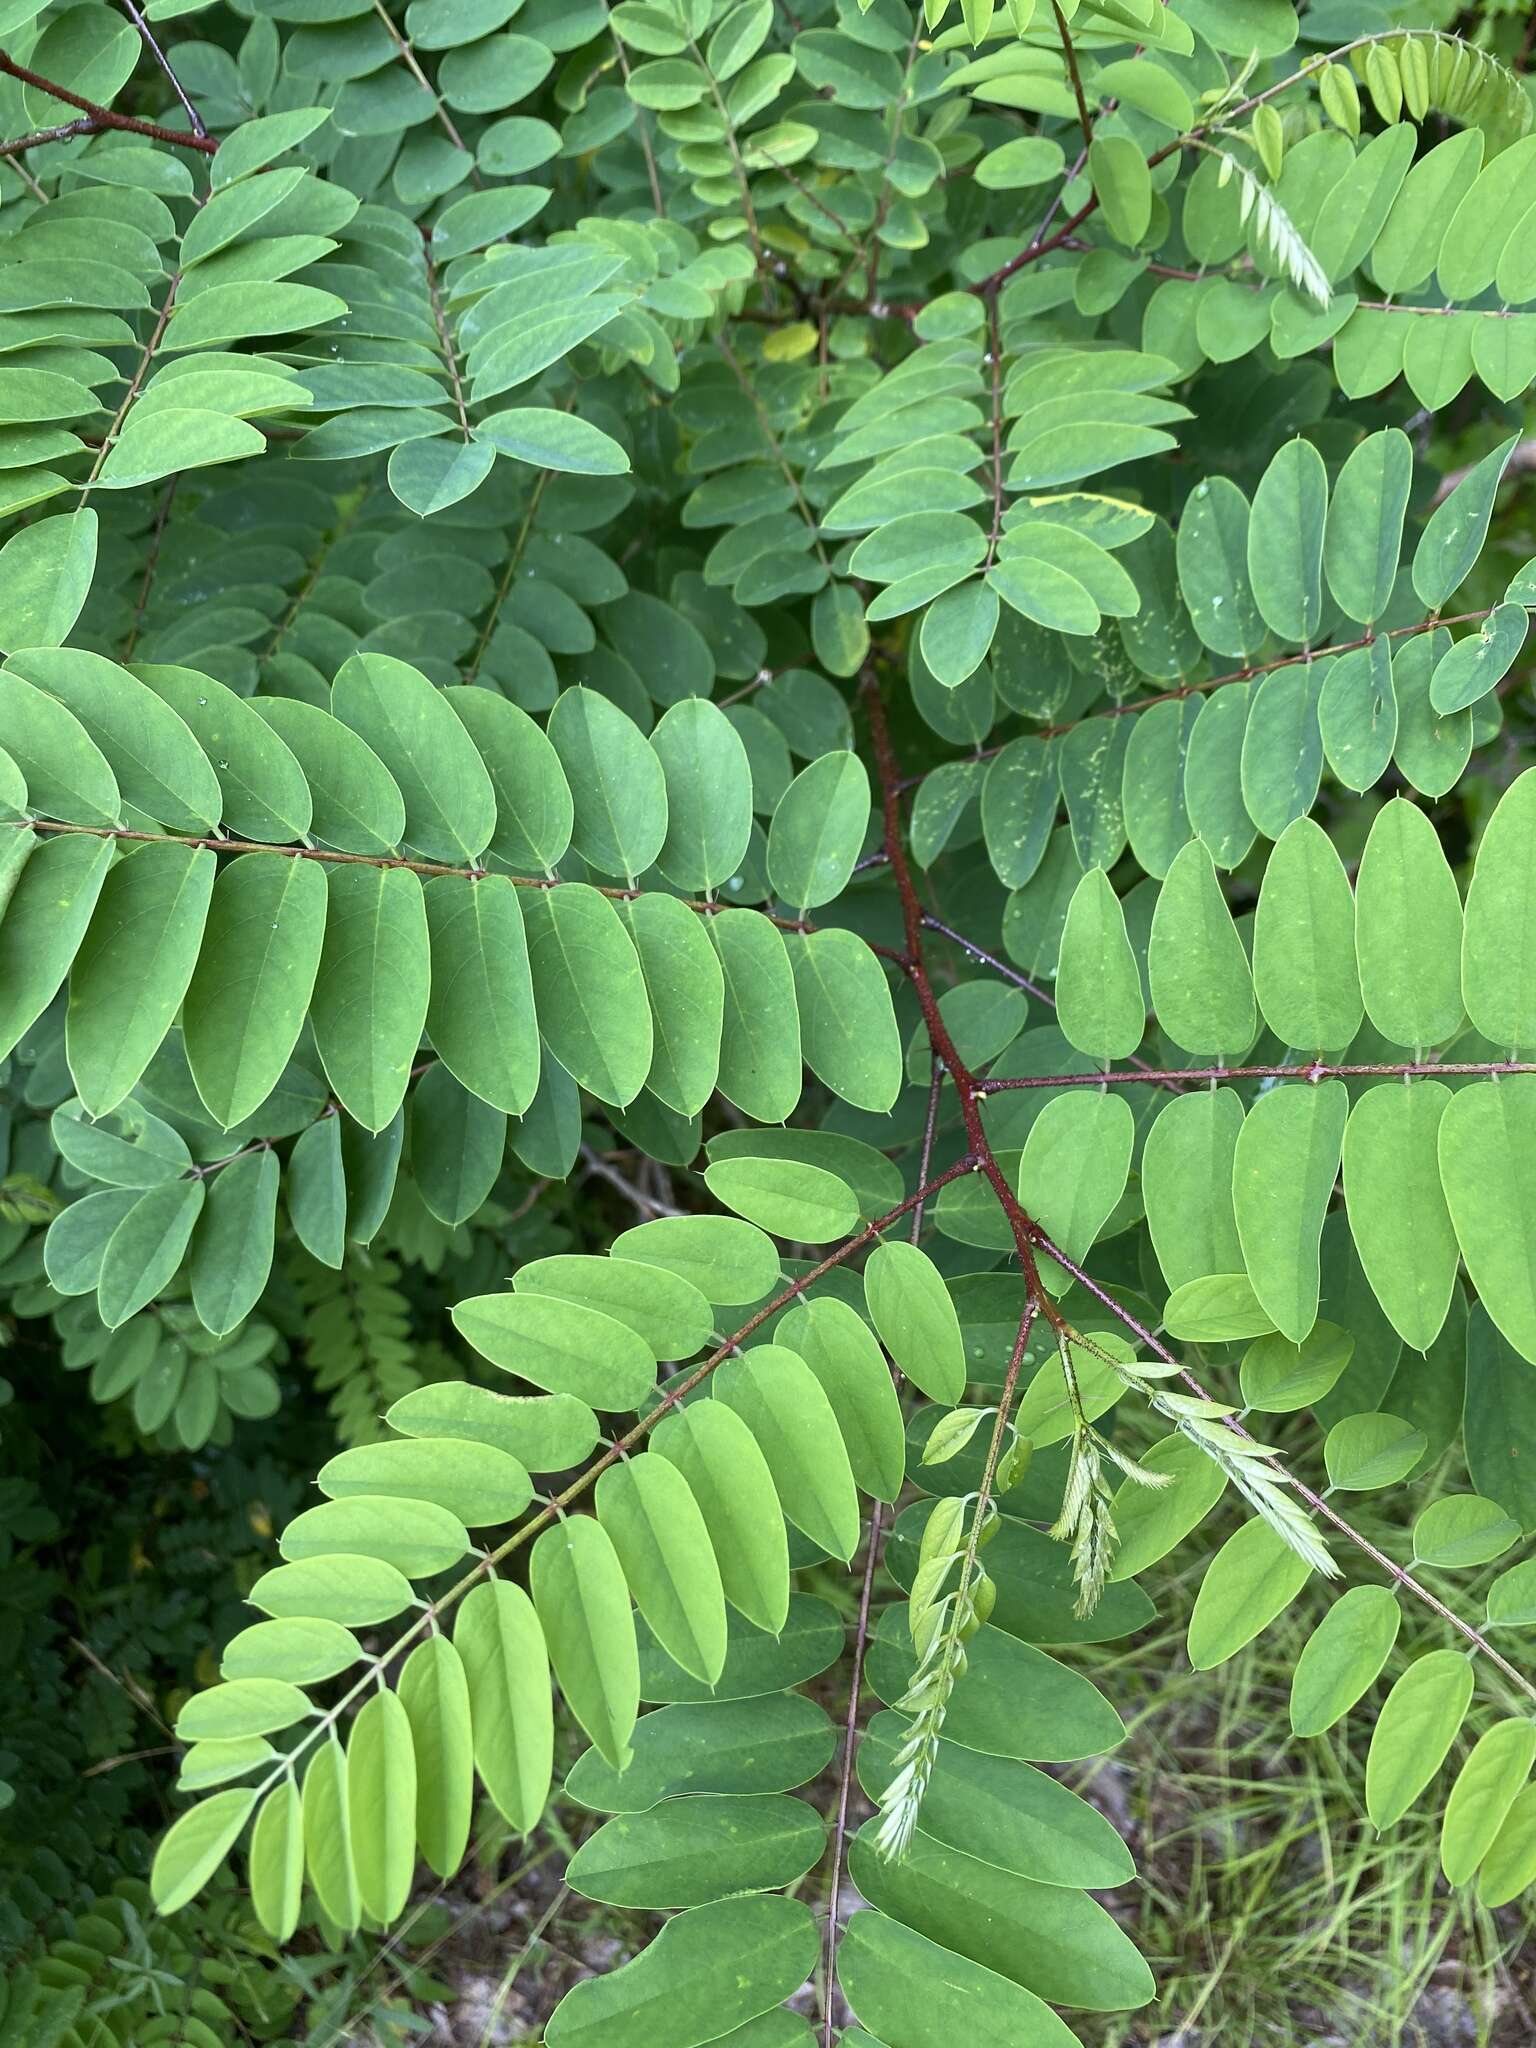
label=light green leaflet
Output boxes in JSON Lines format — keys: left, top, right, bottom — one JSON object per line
{"left": 766, "top": 750, "right": 870, "bottom": 911}
{"left": 863, "top": 1240, "right": 966, "bottom": 1404}
{"left": 1055, "top": 868, "right": 1143, "bottom": 1059}
{"left": 453, "top": 1580, "right": 553, "bottom": 1835}
{"left": 1187, "top": 1520, "right": 1313, "bottom": 1670}
{"left": 1252, "top": 818, "right": 1361, "bottom": 1051}
{"left": 596, "top": 1456, "right": 727, "bottom": 1686}
{"left": 1365, "top": 1651, "right": 1475, "bottom": 1830}
{"left": 1141, "top": 1088, "right": 1245, "bottom": 1290}
{"left": 347, "top": 1689, "right": 416, "bottom": 1925}
{"left": 651, "top": 1400, "right": 791, "bottom": 1635}
{"left": 1461, "top": 767, "right": 1536, "bottom": 1051}
{"left": 1289, "top": 1585, "right": 1400, "bottom": 1736}
{"left": 1018, "top": 1091, "right": 1134, "bottom": 1287}
{"left": 1354, "top": 798, "right": 1463, "bottom": 1050}
{"left": 714, "top": 1346, "right": 861, "bottom": 1561}
{"left": 1147, "top": 839, "right": 1256, "bottom": 1055}
{"left": 1232, "top": 1080, "right": 1347, "bottom": 1343}
{"left": 1439, "top": 1080, "right": 1536, "bottom": 1365}
{"left": 1342, "top": 1083, "right": 1459, "bottom": 1353}
{"left": 531, "top": 1515, "right": 639, "bottom": 1772}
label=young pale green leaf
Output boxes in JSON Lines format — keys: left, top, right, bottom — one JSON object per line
{"left": 515, "top": 1254, "right": 712, "bottom": 1362}
{"left": 715, "top": 1346, "right": 861, "bottom": 1561}
{"left": 477, "top": 407, "right": 629, "bottom": 474}
{"left": 249, "top": 1554, "right": 415, "bottom": 1627}
{"left": 248, "top": 1778, "right": 303, "bottom": 1943}
{"left": 453, "top": 1579, "right": 553, "bottom": 1836}
{"left": 1232, "top": 1080, "right": 1347, "bottom": 1343}
{"left": 612, "top": 1212, "right": 781, "bottom": 1306}
{"left": 1239, "top": 1321, "right": 1354, "bottom": 1413}
{"left": 1342, "top": 1082, "right": 1459, "bottom": 1354}
{"left": 397, "top": 1634, "right": 474, "bottom": 1880}
{"left": 1141, "top": 1087, "right": 1245, "bottom": 1290}
{"left": 1439, "top": 1080, "right": 1536, "bottom": 1365}
{"left": 302, "top": 1738, "right": 360, "bottom": 1933}
{"left": 1247, "top": 437, "right": 1327, "bottom": 645}
{"left": 1354, "top": 799, "right": 1463, "bottom": 1050}
{"left": 766, "top": 750, "right": 870, "bottom": 911}
{"left": 1366, "top": 1650, "right": 1476, "bottom": 1830}
{"left": 1323, "top": 1410, "right": 1427, "bottom": 1490}
{"left": 1252, "top": 818, "right": 1362, "bottom": 1051}
{"left": 1164, "top": 1271, "right": 1277, "bottom": 1341}
{"left": 1323, "top": 426, "right": 1411, "bottom": 625}
{"left": 596, "top": 1456, "right": 727, "bottom": 1686}
{"left": 788, "top": 927, "right": 901, "bottom": 1114}
{"left": 1441, "top": 1719, "right": 1536, "bottom": 1887}
{"left": 1288, "top": 1584, "right": 1400, "bottom": 1736}
{"left": 1461, "top": 768, "right": 1536, "bottom": 1051}
{"left": 1479, "top": 1784, "right": 1536, "bottom": 1908}
{"left": 390, "top": 1383, "right": 598, "bottom": 1470}
{"left": 452, "top": 1290, "right": 657, "bottom": 1410}
{"left": 1054, "top": 868, "right": 1144, "bottom": 1060}
{"left": 346, "top": 1688, "right": 417, "bottom": 1926}
{"left": 280, "top": 1495, "right": 470, "bottom": 1579}
{"left": 1108, "top": 1434, "right": 1228, "bottom": 1581}
{"left": 1412, "top": 1494, "right": 1521, "bottom": 1571}
{"left": 864, "top": 1240, "right": 967, "bottom": 1405}
{"left": 1148, "top": 839, "right": 1256, "bottom": 1056}
{"left": 650, "top": 1399, "right": 791, "bottom": 1635}
{"left": 530, "top": 1514, "right": 639, "bottom": 1772}
{"left": 318, "top": 1436, "right": 531, "bottom": 1527}
{"left": 222, "top": 1618, "right": 362, "bottom": 1687}
{"left": 777, "top": 1296, "right": 905, "bottom": 1503}
{"left": 152, "top": 1787, "right": 258, "bottom": 1917}
{"left": 1018, "top": 1090, "right": 1134, "bottom": 1287}
{"left": 703, "top": 1155, "right": 859, "bottom": 1243}
{"left": 1412, "top": 433, "right": 1519, "bottom": 609}
{"left": 176, "top": 1677, "right": 310, "bottom": 1743}
{"left": 1187, "top": 1519, "right": 1313, "bottom": 1670}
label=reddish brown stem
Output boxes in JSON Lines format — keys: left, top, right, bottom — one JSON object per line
{"left": 977, "top": 1059, "right": 1536, "bottom": 1091}
{"left": 0, "top": 49, "right": 216, "bottom": 152}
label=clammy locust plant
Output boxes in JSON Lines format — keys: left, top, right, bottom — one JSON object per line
{"left": 7, "top": 0, "right": 1536, "bottom": 2035}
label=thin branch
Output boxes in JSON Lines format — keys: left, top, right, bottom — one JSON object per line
{"left": 1052, "top": 1, "right": 1095, "bottom": 153}
{"left": 0, "top": 116, "right": 98, "bottom": 161}
{"left": 82, "top": 279, "right": 178, "bottom": 496}
{"left": 0, "top": 49, "right": 216, "bottom": 152}
{"left": 716, "top": 332, "right": 831, "bottom": 570}
{"left": 422, "top": 229, "right": 471, "bottom": 438}
{"left": 122, "top": 472, "right": 179, "bottom": 660}
{"left": 977, "top": 1058, "right": 1536, "bottom": 1092}
{"left": 579, "top": 1144, "right": 684, "bottom": 1219}
{"left": 820, "top": 1498, "right": 884, "bottom": 2048}
{"left": 115, "top": 0, "right": 206, "bottom": 137}
{"left": 366, "top": 0, "right": 477, "bottom": 169}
